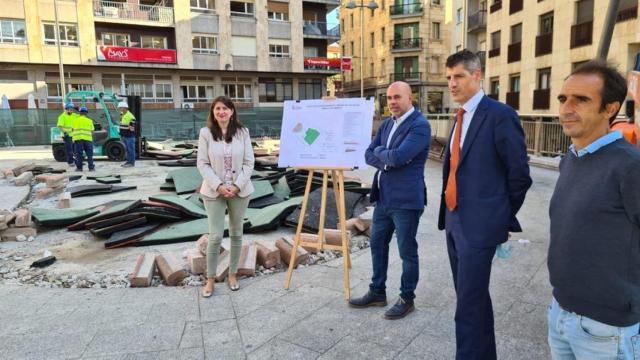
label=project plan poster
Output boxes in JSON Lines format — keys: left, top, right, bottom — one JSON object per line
{"left": 278, "top": 98, "right": 374, "bottom": 169}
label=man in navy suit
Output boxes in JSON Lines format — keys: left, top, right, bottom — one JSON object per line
{"left": 440, "top": 50, "right": 532, "bottom": 359}
{"left": 349, "top": 81, "right": 431, "bottom": 320}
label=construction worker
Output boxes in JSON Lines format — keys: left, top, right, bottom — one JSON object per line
{"left": 57, "top": 103, "right": 77, "bottom": 166}
{"left": 118, "top": 101, "right": 136, "bottom": 167}
{"left": 610, "top": 100, "right": 640, "bottom": 146}
{"left": 72, "top": 107, "right": 95, "bottom": 172}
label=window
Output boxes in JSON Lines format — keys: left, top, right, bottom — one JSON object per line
{"left": 43, "top": 23, "right": 78, "bottom": 46}
{"left": 381, "top": 0, "right": 385, "bottom": 9}
{"left": 538, "top": 68, "right": 551, "bottom": 89}
{"left": 370, "top": 32, "right": 374, "bottom": 48}
{"left": 47, "top": 83, "right": 95, "bottom": 100}
{"left": 381, "top": 27, "right": 385, "bottom": 43}
{"left": 342, "top": 45, "right": 345, "bottom": 56}
{"left": 181, "top": 85, "right": 213, "bottom": 102}
{"left": 192, "top": 35, "right": 217, "bottom": 54}
{"left": 572, "top": 60, "right": 589, "bottom": 70}
{"left": 511, "top": 23, "right": 522, "bottom": 44}
{"left": 456, "top": 8, "right": 463, "bottom": 23}
{"left": 381, "top": 59, "right": 386, "bottom": 75}
{"left": 491, "top": 31, "right": 501, "bottom": 49}
{"left": 0, "top": 70, "right": 27, "bottom": 80}
{"left": 370, "top": 62, "right": 374, "bottom": 77}
{"left": 510, "top": 75, "right": 520, "bottom": 92}
{"left": 0, "top": 19, "right": 26, "bottom": 44}
{"left": 298, "top": 79, "right": 322, "bottom": 100}
{"left": 427, "top": 92, "right": 443, "bottom": 113}
{"left": 341, "top": 19, "right": 344, "bottom": 33}
{"left": 432, "top": 0, "right": 441, "bottom": 4}
{"left": 350, "top": 41, "right": 354, "bottom": 56}
{"left": 490, "top": 78, "right": 500, "bottom": 96}
{"left": 304, "top": 46, "right": 318, "bottom": 57}
{"left": 429, "top": 56, "right": 439, "bottom": 74}
{"left": 232, "top": 36, "right": 256, "bottom": 56}
{"left": 350, "top": 14, "right": 354, "bottom": 28}
{"left": 268, "top": 11, "right": 288, "bottom": 21}
{"left": 155, "top": 83, "right": 173, "bottom": 101}
{"left": 101, "top": 33, "right": 129, "bottom": 47}
{"left": 269, "top": 44, "right": 290, "bottom": 58}
{"left": 576, "top": 0, "right": 594, "bottom": 24}
{"left": 540, "top": 11, "right": 554, "bottom": 34}
{"left": 224, "top": 83, "right": 252, "bottom": 102}
{"left": 141, "top": 36, "right": 166, "bottom": 49}
{"left": 191, "top": 0, "right": 214, "bottom": 11}
{"left": 258, "top": 78, "right": 292, "bottom": 102}
{"left": 230, "top": 1, "right": 254, "bottom": 16}
{"left": 431, "top": 22, "right": 440, "bottom": 40}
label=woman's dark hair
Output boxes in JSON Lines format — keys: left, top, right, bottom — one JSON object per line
{"left": 207, "top": 96, "right": 244, "bottom": 143}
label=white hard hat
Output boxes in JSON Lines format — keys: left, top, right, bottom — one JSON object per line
{"left": 117, "top": 101, "right": 129, "bottom": 109}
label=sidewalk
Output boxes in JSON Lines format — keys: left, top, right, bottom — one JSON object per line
{"left": 0, "top": 163, "right": 557, "bottom": 359}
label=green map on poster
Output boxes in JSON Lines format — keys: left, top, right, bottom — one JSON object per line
{"left": 304, "top": 128, "right": 320, "bottom": 145}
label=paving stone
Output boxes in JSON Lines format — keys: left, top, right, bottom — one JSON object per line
{"left": 83, "top": 321, "right": 184, "bottom": 356}
{"left": 179, "top": 322, "right": 204, "bottom": 350}
{"left": 201, "top": 319, "right": 245, "bottom": 359}
{"left": 318, "top": 335, "right": 398, "bottom": 360}
{"left": 199, "top": 294, "right": 236, "bottom": 322}
{"left": 237, "top": 308, "right": 299, "bottom": 350}
{"left": 0, "top": 328, "right": 96, "bottom": 359}
{"left": 247, "top": 338, "right": 320, "bottom": 360}
{"left": 395, "top": 333, "right": 456, "bottom": 360}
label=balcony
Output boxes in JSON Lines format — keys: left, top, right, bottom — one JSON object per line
{"left": 390, "top": 72, "right": 422, "bottom": 83}
{"left": 488, "top": 93, "right": 499, "bottom": 100}
{"left": 343, "top": 77, "right": 379, "bottom": 90}
{"left": 390, "top": 3, "right": 423, "bottom": 17}
{"left": 616, "top": 6, "right": 638, "bottom": 22}
{"left": 390, "top": 38, "right": 422, "bottom": 52}
{"left": 508, "top": 42, "right": 521, "bottom": 63}
{"left": 570, "top": 20, "right": 593, "bottom": 49}
{"left": 535, "top": 32, "right": 553, "bottom": 57}
{"left": 490, "top": 1, "right": 502, "bottom": 13}
{"left": 488, "top": 47, "right": 500, "bottom": 58}
{"left": 467, "top": 10, "right": 487, "bottom": 32}
{"left": 506, "top": 91, "right": 520, "bottom": 110}
{"left": 93, "top": 0, "right": 174, "bottom": 26}
{"left": 303, "top": 21, "right": 340, "bottom": 40}
{"left": 509, "top": 0, "right": 523, "bottom": 14}
{"left": 533, "top": 88, "right": 550, "bottom": 110}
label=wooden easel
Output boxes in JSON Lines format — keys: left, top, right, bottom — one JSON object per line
{"left": 284, "top": 166, "right": 352, "bottom": 299}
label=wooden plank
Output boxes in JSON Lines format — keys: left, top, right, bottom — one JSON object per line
{"left": 237, "top": 244, "right": 257, "bottom": 277}
{"left": 13, "top": 209, "right": 32, "bottom": 227}
{"left": 130, "top": 253, "right": 156, "bottom": 287}
{"left": 276, "top": 237, "right": 308, "bottom": 268}
{"left": 254, "top": 240, "right": 280, "bottom": 268}
{"left": 155, "top": 253, "right": 187, "bottom": 286}
{"left": 215, "top": 250, "right": 230, "bottom": 282}
{"left": 0, "top": 227, "right": 37, "bottom": 242}
{"left": 185, "top": 248, "right": 206, "bottom": 275}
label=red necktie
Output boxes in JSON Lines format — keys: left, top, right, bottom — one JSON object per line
{"left": 445, "top": 108, "right": 465, "bottom": 211}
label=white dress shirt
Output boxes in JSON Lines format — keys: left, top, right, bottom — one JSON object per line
{"left": 450, "top": 90, "right": 484, "bottom": 151}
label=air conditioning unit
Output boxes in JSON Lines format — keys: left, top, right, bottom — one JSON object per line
{"left": 182, "top": 103, "right": 194, "bottom": 109}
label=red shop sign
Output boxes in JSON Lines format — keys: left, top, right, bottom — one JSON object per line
{"left": 304, "top": 57, "right": 341, "bottom": 68}
{"left": 96, "top": 46, "right": 177, "bottom": 64}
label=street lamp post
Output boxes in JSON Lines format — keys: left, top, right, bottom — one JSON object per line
{"left": 345, "top": 0, "right": 378, "bottom": 98}
{"left": 53, "top": 0, "right": 66, "bottom": 100}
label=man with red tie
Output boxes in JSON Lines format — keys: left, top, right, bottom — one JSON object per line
{"left": 440, "top": 50, "right": 532, "bottom": 359}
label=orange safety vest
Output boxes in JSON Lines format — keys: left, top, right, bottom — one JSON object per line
{"left": 611, "top": 120, "right": 639, "bottom": 146}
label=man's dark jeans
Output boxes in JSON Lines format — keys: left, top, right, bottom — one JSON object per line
{"left": 369, "top": 204, "right": 423, "bottom": 301}
{"left": 123, "top": 136, "right": 135, "bottom": 165}
{"left": 63, "top": 134, "right": 74, "bottom": 164}
{"left": 74, "top": 140, "right": 94, "bottom": 170}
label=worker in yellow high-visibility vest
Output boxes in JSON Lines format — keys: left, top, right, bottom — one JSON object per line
{"left": 72, "top": 107, "right": 95, "bottom": 171}
{"left": 57, "top": 103, "right": 77, "bottom": 166}
{"left": 118, "top": 101, "right": 136, "bottom": 167}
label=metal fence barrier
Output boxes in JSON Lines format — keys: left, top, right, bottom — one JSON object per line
{"left": 0, "top": 109, "right": 573, "bottom": 156}
{"left": 0, "top": 107, "right": 284, "bottom": 147}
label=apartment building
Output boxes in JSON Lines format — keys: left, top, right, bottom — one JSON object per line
{"left": 339, "top": 0, "right": 451, "bottom": 115}
{"left": 447, "top": 0, "right": 487, "bottom": 65}
{"left": 484, "top": 0, "right": 639, "bottom": 114}
{"left": 0, "top": 0, "right": 341, "bottom": 109}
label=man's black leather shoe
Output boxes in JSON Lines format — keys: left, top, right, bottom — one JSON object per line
{"left": 384, "top": 298, "right": 415, "bottom": 320}
{"left": 348, "top": 290, "right": 387, "bottom": 308}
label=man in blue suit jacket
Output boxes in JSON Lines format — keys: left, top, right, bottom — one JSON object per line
{"left": 349, "top": 81, "right": 431, "bottom": 320}
{"left": 440, "top": 50, "right": 532, "bottom": 359}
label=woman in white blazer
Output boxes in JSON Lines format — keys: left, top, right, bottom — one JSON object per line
{"left": 197, "top": 96, "right": 254, "bottom": 297}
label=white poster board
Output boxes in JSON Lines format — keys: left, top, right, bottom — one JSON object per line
{"left": 278, "top": 98, "right": 375, "bottom": 169}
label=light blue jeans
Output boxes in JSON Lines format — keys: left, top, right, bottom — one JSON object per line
{"left": 548, "top": 297, "right": 640, "bottom": 359}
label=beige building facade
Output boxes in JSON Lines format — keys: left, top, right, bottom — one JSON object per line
{"left": 339, "top": 0, "right": 452, "bottom": 115}
{"left": 0, "top": 0, "right": 341, "bottom": 109}
{"left": 484, "top": 0, "right": 640, "bottom": 114}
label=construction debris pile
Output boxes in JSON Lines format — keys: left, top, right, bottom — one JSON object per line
{"left": 0, "top": 144, "right": 377, "bottom": 288}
